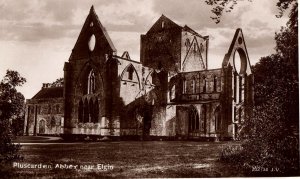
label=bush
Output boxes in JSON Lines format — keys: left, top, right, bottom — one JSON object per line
{"left": 220, "top": 145, "right": 243, "bottom": 163}
{"left": 219, "top": 102, "right": 299, "bottom": 176}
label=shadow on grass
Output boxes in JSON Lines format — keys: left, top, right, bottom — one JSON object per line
{"left": 12, "top": 141, "right": 243, "bottom": 178}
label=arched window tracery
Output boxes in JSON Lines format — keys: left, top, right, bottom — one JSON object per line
{"left": 88, "top": 70, "right": 96, "bottom": 94}
{"left": 192, "top": 77, "right": 196, "bottom": 94}
{"left": 189, "top": 106, "right": 200, "bottom": 132}
{"left": 78, "top": 100, "right": 83, "bottom": 123}
{"left": 202, "top": 76, "right": 206, "bottom": 93}
{"left": 200, "top": 105, "right": 206, "bottom": 132}
{"left": 78, "top": 97, "right": 100, "bottom": 124}
{"left": 213, "top": 75, "right": 217, "bottom": 92}
{"left": 84, "top": 98, "right": 89, "bottom": 123}
{"left": 127, "top": 65, "right": 134, "bottom": 80}
{"left": 94, "top": 99, "right": 99, "bottom": 123}
{"left": 215, "top": 106, "right": 221, "bottom": 132}
{"left": 182, "top": 78, "right": 187, "bottom": 94}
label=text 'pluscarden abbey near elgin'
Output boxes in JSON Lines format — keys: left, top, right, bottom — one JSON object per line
{"left": 24, "top": 6, "right": 254, "bottom": 141}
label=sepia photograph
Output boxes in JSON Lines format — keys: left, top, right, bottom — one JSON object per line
{"left": 0, "top": 0, "right": 299, "bottom": 178}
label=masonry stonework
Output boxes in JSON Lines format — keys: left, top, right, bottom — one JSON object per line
{"left": 24, "top": 6, "right": 254, "bottom": 141}
{"left": 24, "top": 84, "right": 64, "bottom": 136}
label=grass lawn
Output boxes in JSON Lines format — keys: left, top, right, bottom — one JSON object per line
{"left": 12, "top": 141, "right": 244, "bottom": 178}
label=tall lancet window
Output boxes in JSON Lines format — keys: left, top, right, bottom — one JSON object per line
{"left": 88, "top": 70, "right": 96, "bottom": 94}
{"left": 182, "top": 78, "right": 187, "bottom": 94}
{"left": 127, "top": 66, "right": 134, "bottom": 80}
{"left": 185, "top": 39, "right": 190, "bottom": 52}
{"left": 213, "top": 75, "right": 217, "bottom": 92}
{"left": 192, "top": 77, "right": 196, "bottom": 94}
{"left": 202, "top": 76, "right": 206, "bottom": 93}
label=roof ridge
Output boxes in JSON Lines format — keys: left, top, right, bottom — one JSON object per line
{"left": 71, "top": 5, "right": 117, "bottom": 56}
{"left": 32, "top": 86, "right": 64, "bottom": 100}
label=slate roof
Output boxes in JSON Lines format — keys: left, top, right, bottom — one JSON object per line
{"left": 32, "top": 87, "right": 63, "bottom": 99}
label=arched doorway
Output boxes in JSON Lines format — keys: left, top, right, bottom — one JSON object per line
{"left": 39, "top": 120, "right": 45, "bottom": 134}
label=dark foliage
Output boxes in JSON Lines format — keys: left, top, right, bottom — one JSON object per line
{"left": 11, "top": 114, "right": 25, "bottom": 136}
{"left": 275, "top": 3, "right": 298, "bottom": 68}
{"left": 50, "top": 77, "right": 64, "bottom": 87}
{"left": 219, "top": 1, "right": 299, "bottom": 176}
{"left": 205, "top": 0, "right": 296, "bottom": 24}
{"left": 0, "top": 70, "right": 26, "bottom": 174}
{"left": 221, "top": 58, "right": 299, "bottom": 175}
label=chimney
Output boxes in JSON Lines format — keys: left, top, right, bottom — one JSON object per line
{"left": 42, "top": 83, "right": 50, "bottom": 88}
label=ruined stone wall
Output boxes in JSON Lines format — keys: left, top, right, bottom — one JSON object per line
{"left": 149, "top": 105, "right": 165, "bottom": 136}
{"left": 64, "top": 56, "right": 108, "bottom": 136}
{"left": 140, "top": 15, "right": 182, "bottom": 72}
{"left": 118, "top": 57, "right": 143, "bottom": 106}
{"left": 164, "top": 105, "right": 176, "bottom": 136}
{"left": 174, "top": 102, "right": 221, "bottom": 139}
{"left": 169, "top": 69, "right": 223, "bottom": 103}
{"left": 63, "top": 8, "right": 119, "bottom": 136}
{"left": 24, "top": 98, "right": 64, "bottom": 135}
{"left": 181, "top": 29, "right": 208, "bottom": 72}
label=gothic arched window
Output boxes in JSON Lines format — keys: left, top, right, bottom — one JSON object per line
{"left": 78, "top": 100, "right": 83, "bottom": 123}
{"left": 215, "top": 106, "right": 221, "bottom": 132}
{"left": 189, "top": 106, "right": 199, "bottom": 132}
{"left": 127, "top": 66, "right": 134, "bottom": 80}
{"left": 239, "top": 76, "right": 245, "bottom": 102}
{"left": 213, "top": 75, "right": 217, "bottom": 92}
{"left": 170, "top": 84, "right": 175, "bottom": 100}
{"left": 84, "top": 98, "right": 89, "bottom": 123}
{"left": 39, "top": 120, "right": 45, "bottom": 134}
{"left": 192, "top": 77, "right": 196, "bottom": 94}
{"left": 194, "top": 42, "right": 197, "bottom": 52}
{"left": 202, "top": 76, "right": 206, "bottom": 93}
{"left": 182, "top": 78, "right": 187, "bottom": 94}
{"left": 89, "top": 99, "right": 94, "bottom": 123}
{"left": 94, "top": 99, "right": 99, "bottom": 123}
{"left": 200, "top": 43, "right": 204, "bottom": 53}
{"left": 185, "top": 39, "right": 190, "bottom": 52}
{"left": 200, "top": 105, "right": 206, "bottom": 132}
{"left": 88, "top": 70, "right": 96, "bottom": 94}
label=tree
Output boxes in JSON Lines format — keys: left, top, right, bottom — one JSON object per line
{"left": 50, "top": 77, "right": 63, "bottom": 87}
{"left": 205, "top": 0, "right": 297, "bottom": 23}
{"left": 219, "top": 1, "right": 299, "bottom": 176}
{"left": 0, "top": 70, "right": 26, "bottom": 174}
{"left": 221, "top": 53, "right": 299, "bottom": 175}
{"left": 275, "top": 2, "right": 298, "bottom": 68}
{"left": 238, "top": 55, "right": 299, "bottom": 175}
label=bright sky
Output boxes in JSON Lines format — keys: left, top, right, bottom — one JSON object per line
{"left": 0, "top": 0, "right": 288, "bottom": 99}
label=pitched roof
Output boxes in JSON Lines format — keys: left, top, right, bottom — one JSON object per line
{"left": 222, "top": 28, "right": 252, "bottom": 74}
{"left": 183, "top": 25, "right": 208, "bottom": 39}
{"left": 32, "top": 87, "right": 63, "bottom": 99}
{"left": 146, "top": 14, "right": 182, "bottom": 34}
{"left": 146, "top": 15, "right": 206, "bottom": 39}
{"left": 121, "top": 51, "right": 131, "bottom": 60}
{"left": 89, "top": 6, "right": 116, "bottom": 52}
{"left": 72, "top": 5, "right": 116, "bottom": 53}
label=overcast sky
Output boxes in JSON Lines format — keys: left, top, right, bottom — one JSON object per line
{"left": 0, "top": 0, "right": 289, "bottom": 99}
